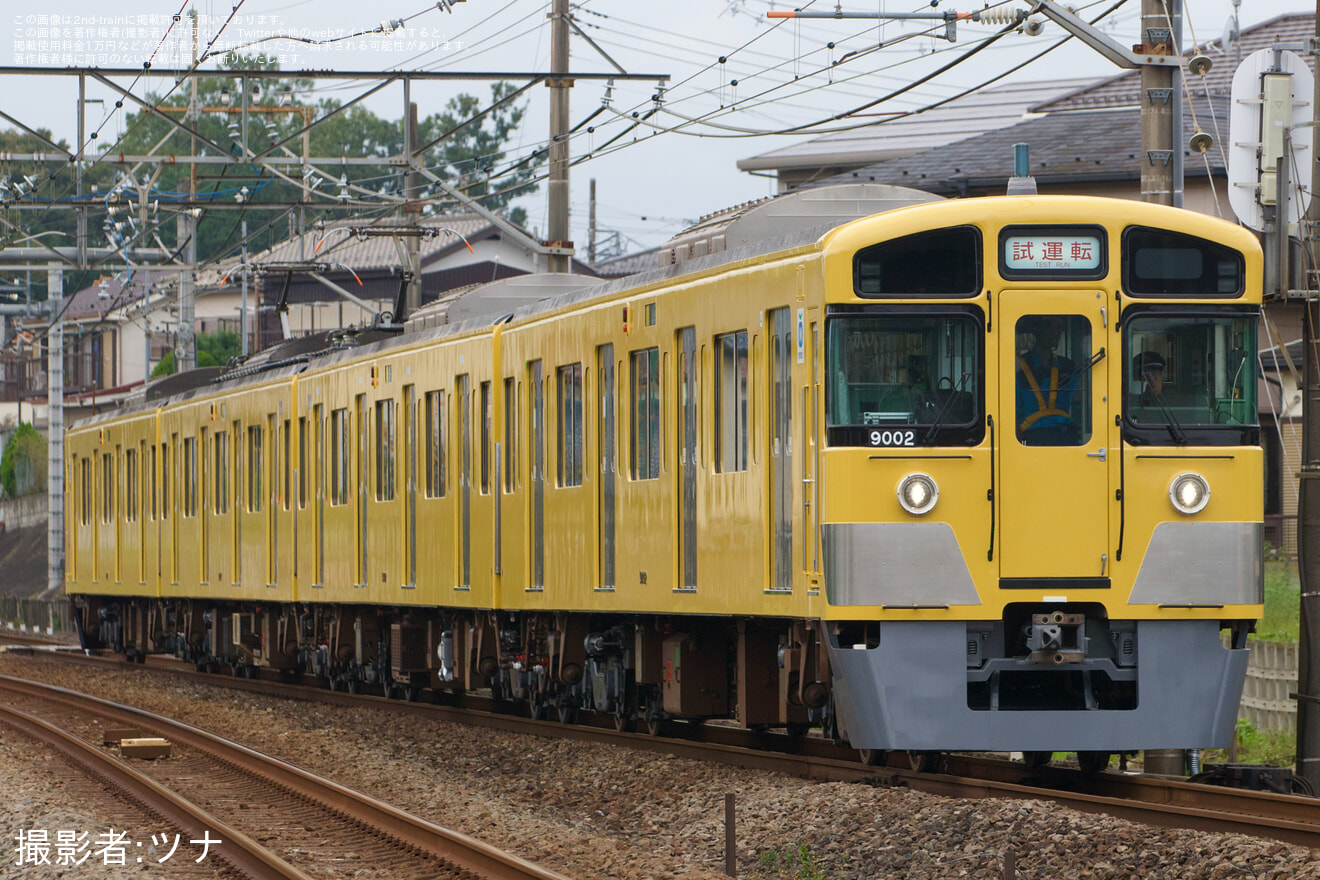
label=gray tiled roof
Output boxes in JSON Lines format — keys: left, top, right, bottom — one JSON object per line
{"left": 738, "top": 79, "right": 1097, "bottom": 173}
{"left": 1035, "top": 13, "right": 1315, "bottom": 112}
{"left": 63, "top": 270, "right": 163, "bottom": 320}
{"left": 243, "top": 213, "right": 498, "bottom": 271}
{"left": 812, "top": 99, "right": 1227, "bottom": 194}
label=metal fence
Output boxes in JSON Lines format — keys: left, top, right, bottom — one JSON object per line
{"left": 0, "top": 596, "right": 73, "bottom": 636}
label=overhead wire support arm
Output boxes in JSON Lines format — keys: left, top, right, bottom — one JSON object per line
{"left": 769, "top": 2, "right": 1182, "bottom": 66}
{"left": 768, "top": 7, "right": 971, "bottom": 41}
{"left": 1027, "top": 0, "right": 1179, "bottom": 68}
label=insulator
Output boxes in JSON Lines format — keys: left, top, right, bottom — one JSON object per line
{"left": 974, "top": 6, "right": 1024, "bottom": 26}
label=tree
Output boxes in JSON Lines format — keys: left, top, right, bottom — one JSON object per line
{"left": 151, "top": 329, "right": 242, "bottom": 377}
{"left": 0, "top": 422, "right": 47, "bottom": 498}
{"left": 98, "top": 54, "right": 540, "bottom": 262}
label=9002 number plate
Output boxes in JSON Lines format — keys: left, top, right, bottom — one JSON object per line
{"left": 869, "top": 429, "right": 915, "bottom": 447}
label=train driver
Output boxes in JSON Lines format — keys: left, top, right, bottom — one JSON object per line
{"left": 1132, "top": 351, "right": 1166, "bottom": 403}
{"left": 1016, "top": 315, "right": 1080, "bottom": 446}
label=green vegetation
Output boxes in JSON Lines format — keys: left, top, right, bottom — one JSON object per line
{"left": 151, "top": 330, "right": 243, "bottom": 377}
{"left": 0, "top": 53, "right": 539, "bottom": 301}
{"left": 1258, "top": 555, "right": 1300, "bottom": 643}
{"left": 1204, "top": 718, "right": 1296, "bottom": 768}
{"left": 0, "top": 422, "right": 47, "bottom": 498}
{"left": 750, "top": 845, "right": 826, "bottom": 880}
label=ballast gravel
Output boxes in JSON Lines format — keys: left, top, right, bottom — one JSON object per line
{"left": 0, "top": 651, "right": 1317, "bottom": 880}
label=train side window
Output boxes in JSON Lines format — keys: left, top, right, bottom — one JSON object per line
{"left": 376, "top": 398, "right": 396, "bottom": 501}
{"left": 102, "top": 451, "right": 114, "bottom": 522}
{"left": 81, "top": 458, "right": 91, "bottom": 525}
{"left": 424, "top": 390, "right": 447, "bottom": 498}
{"left": 330, "top": 408, "right": 350, "bottom": 506}
{"left": 248, "top": 424, "right": 263, "bottom": 512}
{"left": 630, "top": 347, "right": 660, "bottom": 480}
{"left": 282, "top": 419, "right": 291, "bottom": 511}
{"left": 297, "top": 417, "right": 308, "bottom": 509}
{"left": 479, "top": 381, "right": 491, "bottom": 495}
{"left": 125, "top": 448, "right": 138, "bottom": 522}
{"left": 557, "top": 363, "right": 583, "bottom": 487}
{"left": 161, "top": 439, "right": 170, "bottom": 520}
{"left": 504, "top": 377, "right": 517, "bottom": 494}
{"left": 213, "top": 431, "right": 230, "bottom": 515}
{"left": 854, "top": 226, "right": 981, "bottom": 297}
{"left": 183, "top": 437, "right": 196, "bottom": 517}
{"left": 1122, "top": 226, "right": 1244, "bottom": 297}
{"left": 149, "top": 444, "right": 157, "bottom": 521}
{"left": 714, "top": 331, "right": 749, "bottom": 473}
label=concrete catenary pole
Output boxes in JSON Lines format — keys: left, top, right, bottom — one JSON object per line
{"left": 405, "top": 99, "right": 422, "bottom": 318}
{"left": 1139, "top": 0, "right": 1175, "bottom": 206}
{"left": 45, "top": 263, "right": 63, "bottom": 600}
{"left": 546, "top": 0, "right": 573, "bottom": 274}
{"left": 1294, "top": 0, "right": 1320, "bottom": 794}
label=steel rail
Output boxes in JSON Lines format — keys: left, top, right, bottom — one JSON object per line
{"left": 0, "top": 701, "right": 313, "bottom": 880}
{"left": 28, "top": 650, "right": 1320, "bottom": 847}
{"left": 0, "top": 674, "right": 570, "bottom": 880}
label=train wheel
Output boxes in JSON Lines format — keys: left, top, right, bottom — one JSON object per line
{"left": 404, "top": 685, "right": 422, "bottom": 703}
{"left": 859, "top": 749, "right": 887, "bottom": 767}
{"left": 557, "top": 701, "right": 580, "bottom": 725}
{"left": 1076, "top": 751, "right": 1111, "bottom": 773}
{"left": 907, "top": 750, "right": 940, "bottom": 772}
{"left": 347, "top": 679, "right": 361, "bottom": 695}
{"left": 1023, "top": 751, "right": 1052, "bottom": 769}
{"left": 528, "top": 692, "right": 550, "bottom": 721}
{"left": 643, "top": 704, "right": 670, "bottom": 737}
{"left": 613, "top": 710, "right": 636, "bottom": 733}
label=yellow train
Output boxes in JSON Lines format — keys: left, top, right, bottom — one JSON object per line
{"left": 65, "top": 186, "right": 1263, "bottom": 765}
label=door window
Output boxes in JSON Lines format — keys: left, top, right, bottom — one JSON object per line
{"left": 1014, "top": 314, "right": 1092, "bottom": 447}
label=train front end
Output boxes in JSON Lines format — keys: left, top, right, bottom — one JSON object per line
{"left": 816, "top": 196, "right": 1263, "bottom": 755}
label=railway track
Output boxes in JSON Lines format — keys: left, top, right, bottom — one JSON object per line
{"left": 0, "top": 674, "right": 570, "bottom": 880}
{"left": 19, "top": 649, "right": 1320, "bottom": 849}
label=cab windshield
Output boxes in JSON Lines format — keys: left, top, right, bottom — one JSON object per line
{"left": 825, "top": 310, "right": 983, "bottom": 447}
{"left": 1123, "top": 312, "right": 1257, "bottom": 445}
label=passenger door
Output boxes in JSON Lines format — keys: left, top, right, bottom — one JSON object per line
{"left": 998, "top": 293, "right": 1110, "bottom": 579}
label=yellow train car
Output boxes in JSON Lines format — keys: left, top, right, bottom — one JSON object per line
{"left": 66, "top": 185, "right": 1262, "bottom": 758}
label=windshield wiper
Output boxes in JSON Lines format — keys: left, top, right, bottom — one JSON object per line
{"left": 1058, "top": 346, "right": 1105, "bottom": 388}
{"left": 922, "top": 371, "right": 972, "bottom": 444}
{"left": 1143, "top": 388, "right": 1187, "bottom": 444}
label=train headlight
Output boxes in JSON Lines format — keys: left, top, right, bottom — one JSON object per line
{"left": 897, "top": 473, "right": 939, "bottom": 516}
{"left": 1169, "top": 472, "right": 1210, "bottom": 514}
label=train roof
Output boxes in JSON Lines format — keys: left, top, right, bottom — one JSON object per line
{"left": 75, "top": 187, "right": 1257, "bottom": 428}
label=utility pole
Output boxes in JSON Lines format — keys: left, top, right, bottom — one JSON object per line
{"left": 1295, "top": 0, "right": 1320, "bottom": 796}
{"left": 546, "top": 0, "right": 573, "bottom": 273}
{"left": 45, "top": 263, "right": 63, "bottom": 600}
{"left": 1139, "top": 0, "right": 1178, "bottom": 206}
{"left": 177, "top": 11, "right": 199, "bottom": 372}
{"left": 588, "top": 177, "right": 597, "bottom": 264}
{"left": 404, "top": 98, "right": 422, "bottom": 317}
{"left": 241, "top": 218, "right": 249, "bottom": 356}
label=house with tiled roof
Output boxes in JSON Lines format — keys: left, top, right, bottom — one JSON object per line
{"left": 229, "top": 212, "right": 598, "bottom": 349}
{"left": 737, "top": 78, "right": 1099, "bottom": 191}
{"left": 1, "top": 269, "right": 243, "bottom": 418}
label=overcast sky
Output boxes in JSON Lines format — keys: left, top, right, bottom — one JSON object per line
{"left": 0, "top": 0, "right": 1302, "bottom": 257}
